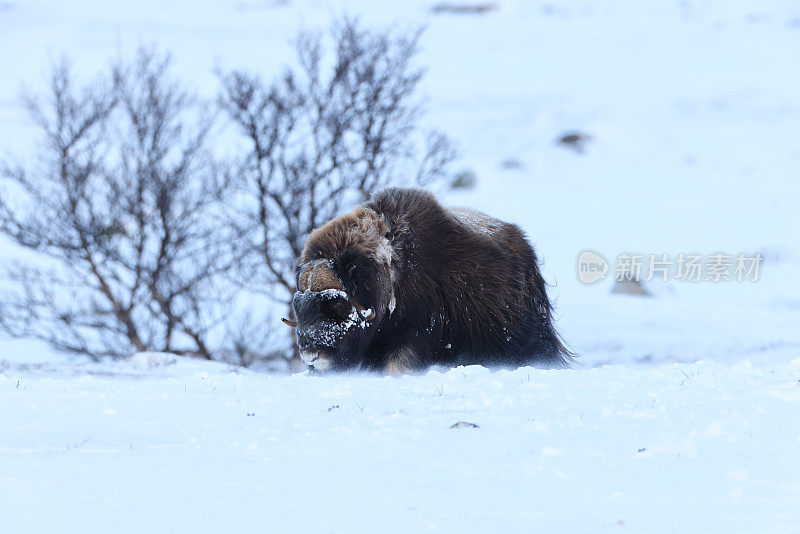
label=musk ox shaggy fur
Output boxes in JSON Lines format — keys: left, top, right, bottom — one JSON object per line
{"left": 288, "top": 187, "right": 571, "bottom": 373}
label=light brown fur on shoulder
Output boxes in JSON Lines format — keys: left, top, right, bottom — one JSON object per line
{"left": 301, "top": 207, "right": 393, "bottom": 267}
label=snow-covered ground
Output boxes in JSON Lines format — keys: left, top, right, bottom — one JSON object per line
{"left": 2, "top": 355, "right": 800, "bottom": 532}
{"left": 2, "top": 0, "right": 800, "bottom": 531}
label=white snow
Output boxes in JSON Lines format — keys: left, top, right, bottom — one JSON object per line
{"left": 2, "top": 357, "right": 799, "bottom": 532}
{"left": 2, "top": 0, "right": 800, "bottom": 531}
{"left": 315, "top": 288, "right": 349, "bottom": 301}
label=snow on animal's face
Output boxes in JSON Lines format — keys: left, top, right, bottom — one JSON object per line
{"left": 291, "top": 253, "right": 390, "bottom": 371}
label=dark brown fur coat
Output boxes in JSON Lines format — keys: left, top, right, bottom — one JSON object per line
{"left": 291, "top": 188, "right": 571, "bottom": 373}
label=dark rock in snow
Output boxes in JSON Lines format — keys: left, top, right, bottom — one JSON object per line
{"left": 450, "top": 169, "right": 477, "bottom": 189}
{"left": 450, "top": 421, "right": 480, "bottom": 428}
{"left": 500, "top": 158, "right": 524, "bottom": 170}
{"left": 557, "top": 131, "right": 592, "bottom": 154}
{"left": 431, "top": 2, "right": 497, "bottom": 15}
{"left": 611, "top": 278, "right": 651, "bottom": 297}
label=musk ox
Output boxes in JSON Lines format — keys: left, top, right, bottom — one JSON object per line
{"left": 286, "top": 188, "right": 571, "bottom": 373}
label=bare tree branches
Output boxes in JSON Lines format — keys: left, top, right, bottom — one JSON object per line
{"left": 219, "top": 18, "right": 455, "bottom": 306}
{"left": 0, "top": 21, "right": 454, "bottom": 366}
{"left": 0, "top": 48, "right": 234, "bottom": 360}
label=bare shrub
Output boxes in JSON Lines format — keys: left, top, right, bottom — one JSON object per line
{"left": 0, "top": 20, "right": 454, "bottom": 368}
{"left": 0, "top": 49, "right": 235, "bottom": 360}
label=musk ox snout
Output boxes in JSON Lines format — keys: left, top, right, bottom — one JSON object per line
{"left": 292, "top": 289, "right": 353, "bottom": 333}
{"left": 291, "top": 260, "right": 353, "bottom": 341}
{"left": 290, "top": 259, "right": 377, "bottom": 355}
{"left": 292, "top": 289, "right": 374, "bottom": 357}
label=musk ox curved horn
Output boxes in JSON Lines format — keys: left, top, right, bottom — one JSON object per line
{"left": 351, "top": 298, "right": 376, "bottom": 321}
{"left": 281, "top": 318, "right": 297, "bottom": 327}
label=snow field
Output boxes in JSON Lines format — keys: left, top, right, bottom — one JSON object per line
{"left": 1, "top": 356, "right": 799, "bottom": 532}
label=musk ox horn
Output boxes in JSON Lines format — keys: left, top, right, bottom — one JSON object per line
{"left": 351, "top": 299, "right": 376, "bottom": 321}
{"left": 296, "top": 260, "right": 375, "bottom": 321}
{"left": 281, "top": 318, "right": 297, "bottom": 327}
{"left": 309, "top": 263, "right": 343, "bottom": 292}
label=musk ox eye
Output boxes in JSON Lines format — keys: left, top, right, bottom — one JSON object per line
{"left": 346, "top": 264, "right": 359, "bottom": 283}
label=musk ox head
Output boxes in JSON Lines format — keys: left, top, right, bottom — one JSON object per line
{"left": 289, "top": 206, "right": 395, "bottom": 371}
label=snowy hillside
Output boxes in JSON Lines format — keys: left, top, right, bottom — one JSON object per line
{"left": 2, "top": 0, "right": 800, "bottom": 532}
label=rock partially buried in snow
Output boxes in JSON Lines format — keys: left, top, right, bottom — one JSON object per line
{"left": 450, "top": 421, "right": 480, "bottom": 429}
{"left": 557, "top": 130, "right": 592, "bottom": 153}
{"left": 611, "top": 278, "right": 651, "bottom": 297}
{"left": 450, "top": 169, "right": 477, "bottom": 189}
{"left": 431, "top": 2, "right": 498, "bottom": 15}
